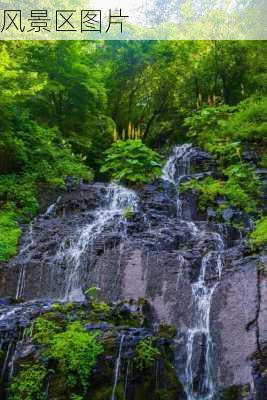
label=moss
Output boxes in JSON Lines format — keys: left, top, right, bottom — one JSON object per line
{"left": 250, "top": 217, "right": 267, "bottom": 248}
{"left": 181, "top": 164, "right": 261, "bottom": 217}
{"left": 122, "top": 206, "right": 135, "bottom": 219}
{"left": 158, "top": 324, "right": 177, "bottom": 339}
{"left": 89, "top": 301, "right": 111, "bottom": 321}
{"left": 8, "top": 300, "right": 185, "bottom": 400}
{"left": 90, "top": 384, "right": 123, "bottom": 400}
{"left": 221, "top": 384, "right": 248, "bottom": 400}
{"left": 51, "top": 302, "right": 76, "bottom": 313}
{"left": 135, "top": 338, "right": 160, "bottom": 371}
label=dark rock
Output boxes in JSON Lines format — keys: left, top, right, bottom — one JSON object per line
{"left": 222, "top": 208, "right": 235, "bottom": 221}
{"left": 85, "top": 322, "right": 112, "bottom": 331}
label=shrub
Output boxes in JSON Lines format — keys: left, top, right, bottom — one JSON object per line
{"left": 50, "top": 321, "right": 103, "bottom": 391}
{"left": 10, "top": 363, "right": 47, "bottom": 400}
{"left": 181, "top": 163, "right": 261, "bottom": 214}
{"left": 135, "top": 337, "right": 160, "bottom": 370}
{"left": 33, "top": 317, "right": 61, "bottom": 346}
{"left": 0, "top": 210, "right": 21, "bottom": 262}
{"left": 100, "top": 140, "right": 162, "bottom": 184}
{"left": 184, "top": 96, "right": 267, "bottom": 152}
{"left": 0, "top": 120, "right": 94, "bottom": 262}
{"left": 85, "top": 286, "right": 101, "bottom": 302}
{"left": 250, "top": 217, "right": 267, "bottom": 248}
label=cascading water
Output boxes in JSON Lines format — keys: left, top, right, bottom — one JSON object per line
{"left": 56, "top": 183, "right": 139, "bottom": 301}
{"left": 162, "top": 144, "right": 194, "bottom": 217}
{"left": 111, "top": 334, "right": 125, "bottom": 400}
{"left": 185, "top": 247, "right": 223, "bottom": 400}
{"left": 15, "top": 196, "right": 62, "bottom": 299}
{"left": 162, "top": 145, "right": 224, "bottom": 400}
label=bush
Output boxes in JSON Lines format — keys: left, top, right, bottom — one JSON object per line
{"left": 100, "top": 140, "right": 162, "bottom": 184}
{"left": 0, "top": 117, "right": 94, "bottom": 262}
{"left": 181, "top": 163, "right": 261, "bottom": 214}
{"left": 50, "top": 321, "right": 103, "bottom": 391}
{"left": 33, "top": 317, "right": 61, "bottom": 346}
{"left": 10, "top": 363, "right": 47, "bottom": 400}
{"left": 0, "top": 210, "right": 21, "bottom": 262}
{"left": 135, "top": 337, "right": 160, "bottom": 370}
{"left": 250, "top": 217, "right": 267, "bottom": 248}
{"left": 184, "top": 96, "right": 267, "bottom": 152}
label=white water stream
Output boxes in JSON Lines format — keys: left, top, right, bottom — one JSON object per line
{"left": 15, "top": 196, "right": 62, "bottom": 299}
{"left": 162, "top": 145, "right": 224, "bottom": 400}
{"left": 111, "top": 334, "right": 125, "bottom": 400}
{"left": 57, "top": 183, "right": 139, "bottom": 301}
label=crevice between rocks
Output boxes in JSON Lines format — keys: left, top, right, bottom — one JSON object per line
{"left": 246, "top": 263, "right": 263, "bottom": 357}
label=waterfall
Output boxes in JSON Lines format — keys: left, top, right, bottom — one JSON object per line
{"left": 15, "top": 197, "right": 62, "bottom": 299}
{"left": 162, "top": 145, "right": 224, "bottom": 400}
{"left": 111, "top": 334, "right": 125, "bottom": 400}
{"left": 185, "top": 249, "right": 223, "bottom": 400}
{"left": 15, "top": 223, "right": 34, "bottom": 299}
{"left": 57, "top": 183, "right": 139, "bottom": 301}
{"left": 162, "top": 144, "right": 194, "bottom": 217}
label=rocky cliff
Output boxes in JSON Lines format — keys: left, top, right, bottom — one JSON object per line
{"left": 0, "top": 145, "right": 266, "bottom": 400}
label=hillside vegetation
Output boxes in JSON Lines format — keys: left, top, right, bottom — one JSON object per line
{"left": 0, "top": 41, "right": 266, "bottom": 260}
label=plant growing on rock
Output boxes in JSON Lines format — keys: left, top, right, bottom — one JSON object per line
{"left": 85, "top": 287, "right": 110, "bottom": 320}
{"left": 10, "top": 363, "right": 47, "bottom": 400}
{"left": 85, "top": 286, "right": 101, "bottom": 302}
{"left": 181, "top": 162, "right": 261, "bottom": 215}
{"left": 122, "top": 205, "right": 135, "bottom": 219}
{"left": 33, "top": 316, "right": 61, "bottom": 346}
{"left": 135, "top": 337, "right": 160, "bottom": 370}
{"left": 250, "top": 217, "right": 267, "bottom": 249}
{"left": 50, "top": 321, "right": 103, "bottom": 391}
{"left": 100, "top": 140, "right": 162, "bottom": 184}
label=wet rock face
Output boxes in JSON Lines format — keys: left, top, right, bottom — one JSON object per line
{"left": 0, "top": 299, "right": 184, "bottom": 400}
{"left": 0, "top": 145, "right": 266, "bottom": 399}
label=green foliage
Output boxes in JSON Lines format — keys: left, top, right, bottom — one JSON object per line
{"left": 0, "top": 123, "right": 93, "bottom": 261}
{"left": 70, "top": 395, "right": 84, "bottom": 400}
{"left": 0, "top": 41, "right": 266, "bottom": 259}
{"left": 122, "top": 206, "right": 135, "bottom": 219}
{"left": 101, "top": 140, "right": 162, "bottom": 184}
{"left": 181, "top": 163, "right": 261, "bottom": 214}
{"left": 85, "top": 286, "right": 101, "bottom": 302}
{"left": 135, "top": 337, "right": 160, "bottom": 370}
{"left": 0, "top": 210, "right": 21, "bottom": 262}
{"left": 50, "top": 321, "right": 103, "bottom": 391}
{"left": 250, "top": 217, "right": 267, "bottom": 248}
{"left": 51, "top": 302, "right": 75, "bottom": 313}
{"left": 9, "top": 363, "right": 47, "bottom": 400}
{"left": 33, "top": 317, "right": 60, "bottom": 346}
{"left": 223, "top": 163, "right": 261, "bottom": 212}
{"left": 184, "top": 96, "right": 267, "bottom": 155}
{"left": 0, "top": 174, "right": 38, "bottom": 220}
{"left": 181, "top": 177, "right": 224, "bottom": 212}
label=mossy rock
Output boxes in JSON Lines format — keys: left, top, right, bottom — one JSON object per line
{"left": 220, "top": 384, "right": 250, "bottom": 400}
{"left": 158, "top": 324, "right": 177, "bottom": 339}
{"left": 90, "top": 383, "right": 123, "bottom": 400}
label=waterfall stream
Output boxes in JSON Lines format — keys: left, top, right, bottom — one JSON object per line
{"left": 111, "top": 334, "right": 125, "bottom": 400}
{"left": 162, "top": 145, "right": 224, "bottom": 400}
{"left": 162, "top": 144, "right": 194, "bottom": 217}
{"left": 56, "top": 183, "right": 139, "bottom": 301}
{"left": 15, "top": 196, "right": 62, "bottom": 299}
